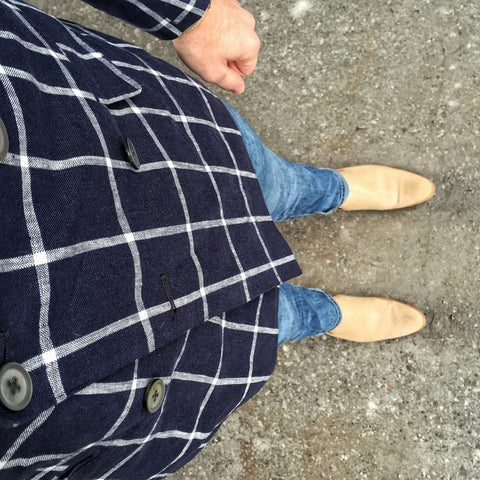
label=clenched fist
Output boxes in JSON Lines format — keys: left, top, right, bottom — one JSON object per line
{"left": 173, "top": 0, "right": 260, "bottom": 94}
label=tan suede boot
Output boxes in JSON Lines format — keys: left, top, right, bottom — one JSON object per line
{"left": 328, "top": 295, "right": 426, "bottom": 342}
{"left": 338, "top": 165, "right": 435, "bottom": 211}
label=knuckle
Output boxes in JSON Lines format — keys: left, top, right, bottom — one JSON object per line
{"left": 243, "top": 9, "right": 256, "bottom": 28}
{"left": 243, "top": 33, "right": 261, "bottom": 54}
{"left": 251, "top": 33, "right": 261, "bottom": 52}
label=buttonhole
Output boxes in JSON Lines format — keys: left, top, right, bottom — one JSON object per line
{"left": 160, "top": 274, "right": 177, "bottom": 321}
{"left": 0, "top": 331, "right": 9, "bottom": 364}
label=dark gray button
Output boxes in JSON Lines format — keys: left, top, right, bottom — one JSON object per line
{"left": 144, "top": 378, "right": 165, "bottom": 414}
{"left": 123, "top": 138, "right": 140, "bottom": 170}
{"left": 0, "top": 118, "right": 8, "bottom": 161}
{"left": 0, "top": 362, "right": 33, "bottom": 411}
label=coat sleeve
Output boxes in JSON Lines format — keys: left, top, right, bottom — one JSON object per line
{"left": 80, "top": 0, "right": 210, "bottom": 40}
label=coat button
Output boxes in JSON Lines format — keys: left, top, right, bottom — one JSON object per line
{"left": 0, "top": 118, "right": 8, "bottom": 161}
{"left": 0, "top": 363, "right": 33, "bottom": 411}
{"left": 144, "top": 379, "right": 165, "bottom": 414}
{"left": 123, "top": 138, "right": 140, "bottom": 170}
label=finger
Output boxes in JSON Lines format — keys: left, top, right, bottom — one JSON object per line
{"left": 225, "top": 62, "right": 247, "bottom": 93}
{"left": 213, "top": 65, "right": 245, "bottom": 93}
{"left": 230, "top": 54, "right": 258, "bottom": 77}
{"left": 231, "top": 34, "right": 260, "bottom": 77}
{"left": 200, "top": 61, "right": 245, "bottom": 93}
{"left": 227, "top": 61, "right": 243, "bottom": 75}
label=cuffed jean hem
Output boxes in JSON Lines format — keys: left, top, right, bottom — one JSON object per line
{"left": 277, "top": 283, "right": 342, "bottom": 346}
{"left": 269, "top": 166, "right": 348, "bottom": 222}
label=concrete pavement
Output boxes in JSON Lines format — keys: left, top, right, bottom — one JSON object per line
{"left": 27, "top": 1, "right": 480, "bottom": 478}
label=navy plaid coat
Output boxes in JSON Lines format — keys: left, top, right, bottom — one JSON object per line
{"left": 0, "top": 0, "right": 301, "bottom": 478}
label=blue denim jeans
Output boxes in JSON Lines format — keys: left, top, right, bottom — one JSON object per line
{"left": 223, "top": 103, "right": 347, "bottom": 345}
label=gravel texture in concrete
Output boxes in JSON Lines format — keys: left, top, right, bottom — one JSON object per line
{"left": 25, "top": 1, "right": 480, "bottom": 478}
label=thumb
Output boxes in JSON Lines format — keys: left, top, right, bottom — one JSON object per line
{"left": 214, "top": 65, "right": 245, "bottom": 94}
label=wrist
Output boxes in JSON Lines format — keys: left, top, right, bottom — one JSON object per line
{"left": 178, "top": 0, "right": 212, "bottom": 37}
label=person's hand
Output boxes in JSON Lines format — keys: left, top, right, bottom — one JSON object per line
{"left": 172, "top": 0, "right": 260, "bottom": 94}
